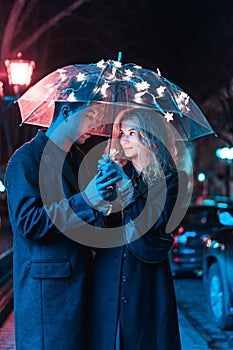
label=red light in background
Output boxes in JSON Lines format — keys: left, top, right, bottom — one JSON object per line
{"left": 177, "top": 226, "right": 185, "bottom": 235}
{"left": 4, "top": 59, "right": 35, "bottom": 86}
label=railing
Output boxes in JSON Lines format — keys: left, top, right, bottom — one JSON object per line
{"left": 0, "top": 247, "right": 13, "bottom": 326}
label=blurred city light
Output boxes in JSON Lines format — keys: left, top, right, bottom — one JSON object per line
{"left": 0, "top": 180, "right": 6, "bottom": 192}
{"left": 4, "top": 58, "right": 35, "bottom": 86}
{"left": 216, "top": 147, "right": 233, "bottom": 160}
{"left": 197, "top": 172, "right": 206, "bottom": 182}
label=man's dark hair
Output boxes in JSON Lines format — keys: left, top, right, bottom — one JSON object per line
{"left": 53, "top": 101, "right": 86, "bottom": 122}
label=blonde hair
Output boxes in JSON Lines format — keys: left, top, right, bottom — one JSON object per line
{"left": 109, "top": 107, "right": 178, "bottom": 185}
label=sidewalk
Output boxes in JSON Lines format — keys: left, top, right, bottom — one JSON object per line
{"left": 178, "top": 308, "right": 210, "bottom": 349}
{"left": 0, "top": 311, "right": 15, "bottom": 350}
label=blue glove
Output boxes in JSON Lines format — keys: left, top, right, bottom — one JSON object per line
{"left": 98, "top": 156, "right": 134, "bottom": 208}
{"left": 84, "top": 166, "right": 122, "bottom": 214}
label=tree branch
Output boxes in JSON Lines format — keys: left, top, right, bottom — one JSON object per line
{"left": 1, "top": 0, "right": 27, "bottom": 60}
{"left": 15, "top": 0, "right": 38, "bottom": 35}
{"left": 14, "top": 0, "right": 90, "bottom": 53}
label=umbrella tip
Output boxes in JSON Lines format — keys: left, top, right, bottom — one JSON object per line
{"left": 117, "top": 51, "right": 122, "bottom": 62}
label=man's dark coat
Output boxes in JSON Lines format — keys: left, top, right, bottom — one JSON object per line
{"left": 6, "top": 131, "right": 95, "bottom": 350}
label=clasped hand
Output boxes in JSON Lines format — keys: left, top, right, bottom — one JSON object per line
{"left": 84, "top": 160, "right": 122, "bottom": 211}
{"left": 98, "top": 155, "right": 134, "bottom": 208}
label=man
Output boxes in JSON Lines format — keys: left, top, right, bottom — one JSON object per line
{"left": 5, "top": 101, "right": 121, "bottom": 350}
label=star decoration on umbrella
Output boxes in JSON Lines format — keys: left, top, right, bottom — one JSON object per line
{"left": 17, "top": 57, "right": 215, "bottom": 142}
{"left": 76, "top": 73, "right": 86, "bottom": 81}
{"left": 164, "top": 112, "right": 174, "bottom": 122}
{"left": 156, "top": 85, "right": 166, "bottom": 97}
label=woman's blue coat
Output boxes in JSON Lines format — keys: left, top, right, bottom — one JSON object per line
{"left": 89, "top": 164, "right": 187, "bottom": 350}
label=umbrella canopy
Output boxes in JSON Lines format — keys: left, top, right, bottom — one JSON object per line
{"left": 17, "top": 59, "right": 216, "bottom": 141}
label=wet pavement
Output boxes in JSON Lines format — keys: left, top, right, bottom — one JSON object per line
{"left": 174, "top": 274, "right": 233, "bottom": 350}
{"left": 178, "top": 308, "right": 209, "bottom": 349}
{"left": 0, "top": 311, "right": 15, "bottom": 350}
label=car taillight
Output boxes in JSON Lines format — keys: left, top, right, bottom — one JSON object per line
{"left": 202, "top": 236, "right": 209, "bottom": 244}
{"left": 173, "top": 226, "right": 186, "bottom": 245}
{"left": 205, "top": 239, "right": 225, "bottom": 250}
{"left": 174, "top": 235, "right": 187, "bottom": 245}
{"left": 177, "top": 226, "right": 185, "bottom": 235}
{"left": 206, "top": 238, "right": 212, "bottom": 247}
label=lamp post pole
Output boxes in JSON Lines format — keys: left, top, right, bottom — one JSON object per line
{"left": 216, "top": 147, "right": 233, "bottom": 198}
{"left": 225, "top": 161, "right": 231, "bottom": 198}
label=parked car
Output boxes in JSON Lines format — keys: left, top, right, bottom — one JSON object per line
{"left": 169, "top": 205, "right": 223, "bottom": 277}
{"left": 203, "top": 209, "right": 233, "bottom": 330}
{"left": 202, "top": 196, "right": 233, "bottom": 209}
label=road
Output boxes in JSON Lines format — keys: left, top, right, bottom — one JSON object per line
{"left": 174, "top": 274, "right": 233, "bottom": 349}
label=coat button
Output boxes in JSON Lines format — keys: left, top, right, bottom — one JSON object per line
{"left": 123, "top": 252, "right": 127, "bottom": 259}
{"left": 121, "top": 296, "right": 128, "bottom": 304}
{"left": 121, "top": 275, "right": 128, "bottom": 282}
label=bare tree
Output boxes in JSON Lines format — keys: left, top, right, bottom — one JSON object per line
{"left": 0, "top": 0, "right": 90, "bottom": 64}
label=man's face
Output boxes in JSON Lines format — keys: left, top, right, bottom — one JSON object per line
{"left": 70, "top": 104, "right": 99, "bottom": 144}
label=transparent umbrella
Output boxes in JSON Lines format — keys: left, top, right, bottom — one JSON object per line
{"left": 17, "top": 58, "right": 216, "bottom": 141}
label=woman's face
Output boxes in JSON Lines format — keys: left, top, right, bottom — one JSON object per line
{"left": 119, "top": 118, "right": 141, "bottom": 159}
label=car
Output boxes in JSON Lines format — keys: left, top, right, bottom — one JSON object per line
{"left": 169, "top": 205, "right": 223, "bottom": 277}
{"left": 202, "top": 208, "right": 233, "bottom": 330}
{"left": 201, "top": 196, "right": 233, "bottom": 209}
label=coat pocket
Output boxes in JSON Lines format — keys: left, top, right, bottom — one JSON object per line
{"left": 30, "top": 261, "right": 71, "bottom": 279}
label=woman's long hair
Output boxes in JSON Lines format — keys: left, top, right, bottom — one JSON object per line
{"left": 110, "top": 107, "right": 178, "bottom": 185}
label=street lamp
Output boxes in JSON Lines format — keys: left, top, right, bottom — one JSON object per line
{"left": 4, "top": 54, "right": 35, "bottom": 95}
{"left": 216, "top": 147, "right": 233, "bottom": 197}
{"left": 197, "top": 172, "right": 208, "bottom": 198}
{"left": 216, "top": 147, "right": 233, "bottom": 160}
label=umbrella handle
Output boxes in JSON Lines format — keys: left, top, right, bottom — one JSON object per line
{"left": 117, "top": 52, "right": 122, "bottom": 62}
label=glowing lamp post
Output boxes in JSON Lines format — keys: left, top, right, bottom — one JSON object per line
{"left": 4, "top": 57, "right": 35, "bottom": 95}
{"left": 216, "top": 147, "right": 233, "bottom": 161}
{"left": 216, "top": 147, "right": 233, "bottom": 197}
{"left": 197, "top": 172, "right": 208, "bottom": 198}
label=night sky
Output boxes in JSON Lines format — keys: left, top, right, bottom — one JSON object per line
{"left": 46, "top": 0, "right": 233, "bottom": 101}
{"left": 1, "top": 0, "right": 233, "bottom": 102}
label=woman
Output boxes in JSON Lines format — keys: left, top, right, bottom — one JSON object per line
{"left": 89, "top": 108, "right": 187, "bottom": 350}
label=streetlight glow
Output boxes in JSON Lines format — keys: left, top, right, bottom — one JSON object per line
{"left": 197, "top": 172, "right": 206, "bottom": 182}
{"left": 216, "top": 147, "right": 233, "bottom": 160}
{"left": 0, "top": 180, "right": 6, "bottom": 192}
{"left": 4, "top": 59, "right": 35, "bottom": 86}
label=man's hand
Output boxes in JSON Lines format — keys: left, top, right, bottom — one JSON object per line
{"left": 98, "top": 157, "right": 134, "bottom": 208}
{"left": 84, "top": 166, "right": 122, "bottom": 210}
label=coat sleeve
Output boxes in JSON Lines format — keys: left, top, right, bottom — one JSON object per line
{"left": 5, "top": 150, "right": 96, "bottom": 241}
{"left": 123, "top": 171, "right": 188, "bottom": 263}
